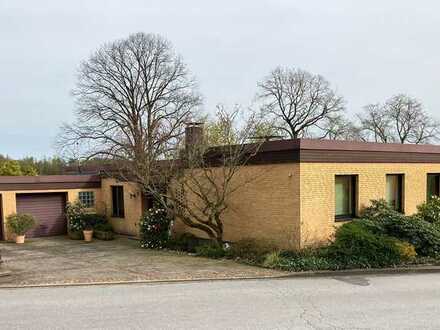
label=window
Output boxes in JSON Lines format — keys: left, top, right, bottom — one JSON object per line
{"left": 111, "top": 186, "right": 125, "bottom": 218}
{"left": 335, "top": 175, "right": 357, "bottom": 220}
{"left": 427, "top": 174, "right": 440, "bottom": 200}
{"left": 386, "top": 174, "right": 404, "bottom": 212}
{"left": 78, "top": 191, "right": 95, "bottom": 208}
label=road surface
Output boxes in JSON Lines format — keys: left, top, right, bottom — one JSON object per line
{"left": 1, "top": 273, "right": 440, "bottom": 329}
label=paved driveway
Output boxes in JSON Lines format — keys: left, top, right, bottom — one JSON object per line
{"left": 0, "top": 236, "right": 283, "bottom": 287}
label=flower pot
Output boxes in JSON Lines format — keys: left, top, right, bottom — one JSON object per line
{"left": 15, "top": 235, "right": 25, "bottom": 244}
{"left": 83, "top": 230, "right": 94, "bottom": 242}
{"left": 94, "top": 230, "right": 114, "bottom": 241}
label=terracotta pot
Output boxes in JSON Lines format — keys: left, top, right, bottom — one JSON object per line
{"left": 83, "top": 230, "right": 94, "bottom": 242}
{"left": 15, "top": 235, "right": 25, "bottom": 244}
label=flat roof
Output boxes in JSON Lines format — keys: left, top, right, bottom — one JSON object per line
{"left": 0, "top": 175, "right": 101, "bottom": 191}
{"left": 257, "top": 138, "right": 440, "bottom": 154}
{"left": 246, "top": 138, "right": 440, "bottom": 164}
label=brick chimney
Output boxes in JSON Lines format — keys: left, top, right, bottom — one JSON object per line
{"left": 185, "top": 122, "right": 204, "bottom": 153}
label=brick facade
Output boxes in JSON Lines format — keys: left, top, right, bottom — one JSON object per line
{"left": 299, "top": 163, "right": 440, "bottom": 247}
{"left": 172, "top": 163, "right": 301, "bottom": 250}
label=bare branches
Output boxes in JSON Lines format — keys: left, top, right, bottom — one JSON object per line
{"left": 57, "top": 32, "right": 201, "bottom": 184}
{"left": 359, "top": 94, "right": 439, "bottom": 144}
{"left": 358, "top": 104, "right": 394, "bottom": 143}
{"left": 149, "top": 107, "right": 264, "bottom": 244}
{"left": 317, "top": 115, "right": 365, "bottom": 141}
{"left": 257, "top": 67, "right": 345, "bottom": 139}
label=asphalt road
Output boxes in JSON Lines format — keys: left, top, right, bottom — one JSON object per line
{"left": 1, "top": 273, "right": 440, "bottom": 329}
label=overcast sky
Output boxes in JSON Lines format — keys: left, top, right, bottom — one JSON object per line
{"left": 1, "top": 0, "right": 439, "bottom": 158}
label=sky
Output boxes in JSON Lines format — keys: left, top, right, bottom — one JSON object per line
{"left": 1, "top": 0, "right": 440, "bottom": 158}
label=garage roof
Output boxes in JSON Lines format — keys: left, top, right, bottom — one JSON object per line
{"left": 0, "top": 175, "right": 101, "bottom": 191}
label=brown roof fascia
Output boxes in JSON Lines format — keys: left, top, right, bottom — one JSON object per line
{"left": 0, "top": 175, "right": 101, "bottom": 191}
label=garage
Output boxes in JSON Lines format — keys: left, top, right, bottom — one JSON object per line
{"left": 16, "top": 193, "right": 67, "bottom": 238}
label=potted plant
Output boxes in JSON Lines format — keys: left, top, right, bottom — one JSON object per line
{"left": 6, "top": 213, "right": 36, "bottom": 244}
{"left": 83, "top": 224, "right": 94, "bottom": 242}
{"left": 94, "top": 223, "right": 114, "bottom": 241}
{"left": 81, "top": 214, "right": 97, "bottom": 242}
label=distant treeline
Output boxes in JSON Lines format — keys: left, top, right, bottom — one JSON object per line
{"left": 0, "top": 155, "right": 68, "bottom": 176}
{"left": 0, "top": 155, "right": 112, "bottom": 176}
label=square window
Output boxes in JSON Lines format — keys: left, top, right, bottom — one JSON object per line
{"left": 335, "top": 175, "right": 357, "bottom": 220}
{"left": 78, "top": 191, "right": 95, "bottom": 208}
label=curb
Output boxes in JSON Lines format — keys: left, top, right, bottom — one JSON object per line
{"left": 1, "top": 265, "right": 440, "bottom": 289}
{"left": 281, "top": 265, "right": 440, "bottom": 278}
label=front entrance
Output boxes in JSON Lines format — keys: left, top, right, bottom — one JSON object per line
{"left": 16, "top": 193, "right": 67, "bottom": 238}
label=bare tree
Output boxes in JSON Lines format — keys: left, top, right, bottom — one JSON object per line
{"left": 150, "top": 108, "right": 264, "bottom": 245}
{"left": 386, "top": 94, "right": 438, "bottom": 144}
{"left": 358, "top": 104, "right": 394, "bottom": 143}
{"left": 257, "top": 67, "right": 345, "bottom": 139}
{"left": 359, "top": 94, "right": 439, "bottom": 144}
{"left": 57, "top": 33, "right": 201, "bottom": 187}
{"left": 317, "top": 114, "right": 365, "bottom": 141}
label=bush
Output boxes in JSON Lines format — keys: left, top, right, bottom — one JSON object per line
{"left": 262, "top": 251, "right": 283, "bottom": 268}
{"left": 195, "top": 244, "right": 226, "bottom": 259}
{"left": 361, "top": 199, "right": 440, "bottom": 257}
{"left": 6, "top": 213, "right": 36, "bottom": 235}
{"left": 228, "top": 239, "right": 278, "bottom": 263}
{"left": 66, "top": 201, "right": 85, "bottom": 232}
{"left": 93, "top": 222, "right": 114, "bottom": 240}
{"left": 277, "top": 255, "right": 335, "bottom": 272}
{"left": 139, "top": 208, "right": 171, "bottom": 249}
{"left": 94, "top": 223, "right": 113, "bottom": 232}
{"left": 167, "top": 233, "right": 206, "bottom": 252}
{"left": 394, "top": 241, "right": 417, "bottom": 260}
{"left": 82, "top": 213, "right": 108, "bottom": 229}
{"left": 326, "top": 221, "right": 403, "bottom": 268}
{"left": 416, "top": 196, "right": 440, "bottom": 224}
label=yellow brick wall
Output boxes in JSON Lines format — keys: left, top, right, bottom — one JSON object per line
{"left": 173, "top": 163, "right": 301, "bottom": 250}
{"left": 0, "top": 188, "right": 102, "bottom": 240}
{"left": 299, "top": 163, "right": 440, "bottom": 247}
{"left": 100, "top": 178, "right": 143, "bottom": 236}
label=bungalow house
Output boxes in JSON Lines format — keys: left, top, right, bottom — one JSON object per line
{"left": 2, "top": 135, "right": 440, "bottom": 249}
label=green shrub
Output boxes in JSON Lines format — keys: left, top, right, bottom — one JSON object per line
{"left": 6, "top": 213, "right": 36, "bottom": 235}
{"left": 82, "top": 213, "right": 108, "bottom": 229}
{"left": 381, "top": 216, "right": 440, "bottom": 257}
{"left": 94, "top": 223, "right": 113, "bottom": 232}
{"left": 228, "top": 239, "right": 278, "bottom": 263}
{"left": 262, "top": 251, "right": 283, "bottom": 268}
{"left": 361, "top": 199, "right": 440, "bottom": 257}
{"left": 277, "top": 255, "right": 335, "bottom": 272}
{"left": 167, "top": 233, "right": 204, "bottom": 252}
{"left": 416, "top": 196, "right": 440, "bottom": 224}
{"left": 139, "top": 208, "right": 171, "bottom": 249}
{"left": 326, "top": 221, "right": 403, "bottom": 268}
{"left": 195, "top": 244, "right": 226, "bottom": 259}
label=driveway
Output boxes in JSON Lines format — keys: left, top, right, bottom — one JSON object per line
{"left": 0, "top": 236, "right": 284, "bottom": 287}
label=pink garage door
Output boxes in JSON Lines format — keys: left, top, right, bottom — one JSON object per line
{"left": 16, "top": 193, "right": 67, "bottom": 238}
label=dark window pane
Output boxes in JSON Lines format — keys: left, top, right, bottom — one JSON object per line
{"left": 111, "top": 186, "right": 125, "bottom": 218}
{"left": 335, "top": 175, "right": 357, "bottom": 219}
{"left": 427, "top": 174, "right": 440, "bottom": 200}
{"left": 386, "top": 174, "right": 404, "bottom": 212}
